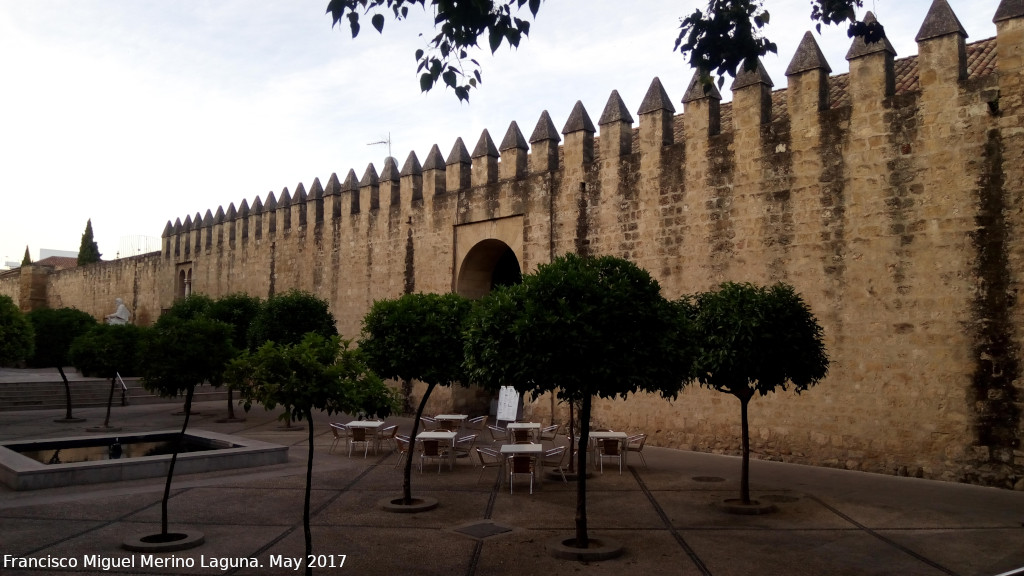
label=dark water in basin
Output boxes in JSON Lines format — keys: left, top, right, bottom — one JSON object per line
{"left": 11, "top": 434, "right": 234, "bottom": 465}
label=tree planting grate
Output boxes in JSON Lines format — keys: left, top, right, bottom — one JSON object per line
{"left": 454, "top": 521, "right": 513, "bottom": 540}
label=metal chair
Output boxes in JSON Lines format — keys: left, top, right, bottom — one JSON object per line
{"left": 454, "top": 434, "right": 478, "bottom": 458}
{"left": 626, "top": 433, "right": 648, "bottom": 468}
{"left": 328, "top": 423, "right": 346, "bottom": 454}
{"left": 394, "top": 435, "right": 411, "bottom": 469}
{"left": 541, "top": 446, "right": 568, "bottom": 483}
{"left": 419, "top": 439, "right": 445, "bottom": 473}
{"left": 347, "top": 426, "right": 374, "bottom": 458}
{"left": 508, "top": 455, "right": 536, "bottom": 494}
{"left": 475, "top": 447, "right": 504, "bottom": 483}
{"left": 420, "top": 416, "right": 439, "bottom": 431}
{"left": 539, "top": 424, "right": 559, "bottom": 445}
{"left": 377, "top": 425, "right": 398, "bottom": 453}
{"left": 597, "top": 438, "right": 622, "bottom": 474}
{"left": 487, "top": 425, "right": 509, "bottom": 444}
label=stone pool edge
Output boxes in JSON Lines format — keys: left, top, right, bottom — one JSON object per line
{"left": 0, "top": 429, "right": 289, "bottom": 491}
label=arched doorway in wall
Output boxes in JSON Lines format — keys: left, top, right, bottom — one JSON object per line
{"left": 175, "top": 264, "right": 193, "bottom": 301}
{"left": 456, "top": 239, "right": 523, "bottom": 299}
{"left": 452, "top": 234, "right": 524, "bottom": 417}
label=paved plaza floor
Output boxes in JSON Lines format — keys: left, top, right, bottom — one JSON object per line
{"left": 0, "top": 394, "right": 1022, "bottom": 575}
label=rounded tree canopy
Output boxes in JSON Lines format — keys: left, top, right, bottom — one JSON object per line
{"left": 0, "top": 295, "right": 34, "bottom": 367}
{"left": 69, "top": 323, "right": 144, "bottom": 379}
{"left": 248, "top": 290, "right": 338, "bottom": 348}
{"left": 464, "top": 253, "right": 692, "bottom": 402}
{"left": 27, "top": 307, "right": 98, "bottom": 369}
{"left": 359, "top": 292, "right": 472, "bottom": 388}
{"left": 691, "top": 282, "right": 829, "bottom": 399}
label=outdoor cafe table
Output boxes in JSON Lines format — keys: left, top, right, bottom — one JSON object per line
{"left": 434, "top": 414, "right": 468, "bottom": 431}
{"left": 506, "top": 422, "right": 541, "bottom": 442}
{"left": 346, "top": 420, "right": 386, "bottom": 453}
{"left": 416, "top": 430, "right": 458, "bottom": 470}
{"left": 587, "top": 431, "right": 629, "bottom": 468}
{"left": 500, "top": 442, "right": 544, "bottom": 487}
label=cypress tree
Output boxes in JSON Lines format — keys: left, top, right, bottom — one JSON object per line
{"left": 77, "top": 219, "right": 102, "bottom": 265}
{"left": 21, "top": 246, "right": 31, "bottom": 266}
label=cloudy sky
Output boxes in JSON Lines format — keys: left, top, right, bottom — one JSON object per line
{"left": 0, "top": 0, "right": 1001, "bottom": 268}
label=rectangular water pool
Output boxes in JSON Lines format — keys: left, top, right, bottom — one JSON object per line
{"left": 0, "top": 430, "right": 289, "bottom": 491}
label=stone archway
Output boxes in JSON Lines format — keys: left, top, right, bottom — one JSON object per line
{"left": 456, "top": 239, "right": 523, "bottom": 299}
{"left": 452, "top": 220, "right": 525, "bottom": 415}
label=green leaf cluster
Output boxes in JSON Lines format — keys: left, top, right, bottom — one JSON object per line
{"left": 69, "top": 323, "right": 144, "bottom": 379}
{"left": 359, "top": 292, "right": 473, "bottom": 387}
{"left": 248, "top": 290, "right": 338, "bottom": 349}
{"left": 227, "top": 334, "right": 400, "bottom": 423}
{"left": 140, "top": 315, "right": 237, "bottom": 398}
{"left": 27, "top": 307, "right": 97, "bottom": 369}
{"left": 326, "top": 0, "right": 540, "bottom": 101}
{"left": 0, "top": 295, "right": 34, "bottom": 367}
{"left": 691, "top": 282, "right": 829, "bottom": 399}
{"left": 464, "top": 253, "right": 693, "bottom": 402}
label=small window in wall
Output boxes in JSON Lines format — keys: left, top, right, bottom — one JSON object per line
{"left": 176, "top": 265, "right": 193, "bottom": 300}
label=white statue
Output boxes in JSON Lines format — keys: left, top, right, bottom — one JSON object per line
{"left": 105, "top": 298, "right": 132, "bottom": 325}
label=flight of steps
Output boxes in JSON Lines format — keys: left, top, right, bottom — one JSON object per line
{"left": 0, "top": 371, "right": 229, "bottom": 411}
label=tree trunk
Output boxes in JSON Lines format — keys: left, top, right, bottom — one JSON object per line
{"left": 574, "top": 394, "right": 591, "bottom": 548}
{"left": 402, "top": 378, "right": 414, "bottom": 414}
{"left": 403, "top": 381, "right": 436, "bottom": 504}
{"left": 103, "top": 377, "right": 116, "bottom": 428}
{"left": 567, "top": 401, "right": 576, "bottom": 474}
{"left": 227, "top": 388, "right": 236, "bottom": 420}
{"left": 162, "top": 385, "right": 194, "bottom": 535}
{"left": 304, "top": 409, "right": 314, "bottom": 576}
{"left": 740, "top": 393, "right": 751, "bottom": 505}
{"left": 58, "top": 366, "right": 74, "bottom": 420}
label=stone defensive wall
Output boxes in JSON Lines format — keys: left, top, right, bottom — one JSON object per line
{"left": 3, "top": 1, "right": 1022, "bottom": 488}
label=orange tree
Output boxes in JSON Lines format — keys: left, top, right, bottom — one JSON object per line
{"left": 140, "top": 315, "right": 236, "bottom": 538}
{"left": 27, "top": 307, "right": 98, "bottom": 422}
{"left": 691, "top": 282, "right": 829, "bottom": 505}
{"left": 226, "top": 334, "right": 398, "bottom": 576}
{"left": 69, "top": 323, "right": 144, "bottom": 429}
{"left": 358, "top": 292, "right": 473, "bottom": 507}
{"left": 463, "top": 253, "right": 692, "bottom": 549}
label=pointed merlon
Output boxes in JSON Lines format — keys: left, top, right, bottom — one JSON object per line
{"left": 226, "top": 203, "right": 237, "bottom": 221}
{"left": 342, "top": 169, "right": 359, "bottom": 192}
{"left": 731, "top": 58, "right": 774, "bottom": 90}
{"left": 599, "top": 90, "right": 634, "bottom": 125}
{"left": 214, "top": 207, "right": 225, "bottom": 224}
{"left": 360, "top": 164, "right": 379, "bottom": 188}
{"left": 846, "top": 12, "right": 896, "bottom": 59}
{"left": 174, "top": 218, "right": 183, "bottom": 234}
{"left": 264, "top": 192, "right": 277, "bottom": 212}
{"left": 500, "top": 121, "right": 529, "bottom": 151}
{"left": 324, "top": 173, "right": 341, "bottom": 196}
{"left": 423, "top": 144, "right": 445, "bottom": 170}
{"left": 381, "top": 157, "right": 400, "bottom": 181}
{"left": 294, "top": 183, "right": 307, "bottom": 203}
{"left": 472, "top": 129, "right": 499, "bottom": 158}
{"left": 916, "top": 0, "right": 967, "bottom": 41}
{"left": 994, "top": 0, "right": 1024, "bottom": 22}
{"left": 252, "top": 196, "right": 263, "bottom": 214}
{"left": 239, "top": 198, "right": 250, "bottom": 217}
{"left": 638, "top": 77, "right": 676, "bottom": 115}
{"left": 447, "top": 137, "right": 471, "bottom": 165}
{"left": 183, "top": 215, "right": 193, "bottom": 230}
{"left": 562, "top": 100, "right": 596, "bottom": 134}
{"left": 278, "top": 188, "right": 292, "bottom": 208}
{"left": 401, "top": 151, "right": 423, "bottom": 176}
{"left": 529, "top": 110, "right": 561, "bottom": 143}
{"left": 310, "top": 178, "right": 324, "bottom": 200}
{"left": 786, "top": 32, "right": 832, "bottom": 76}
{"left": 163, "top": 221, "right": 173, "bottom": 237}
{"left": 682, "top": 71, "right": 723, "bottom": 103}
{"left": 194, "top": 213, "right": 203, "bottom": 228}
